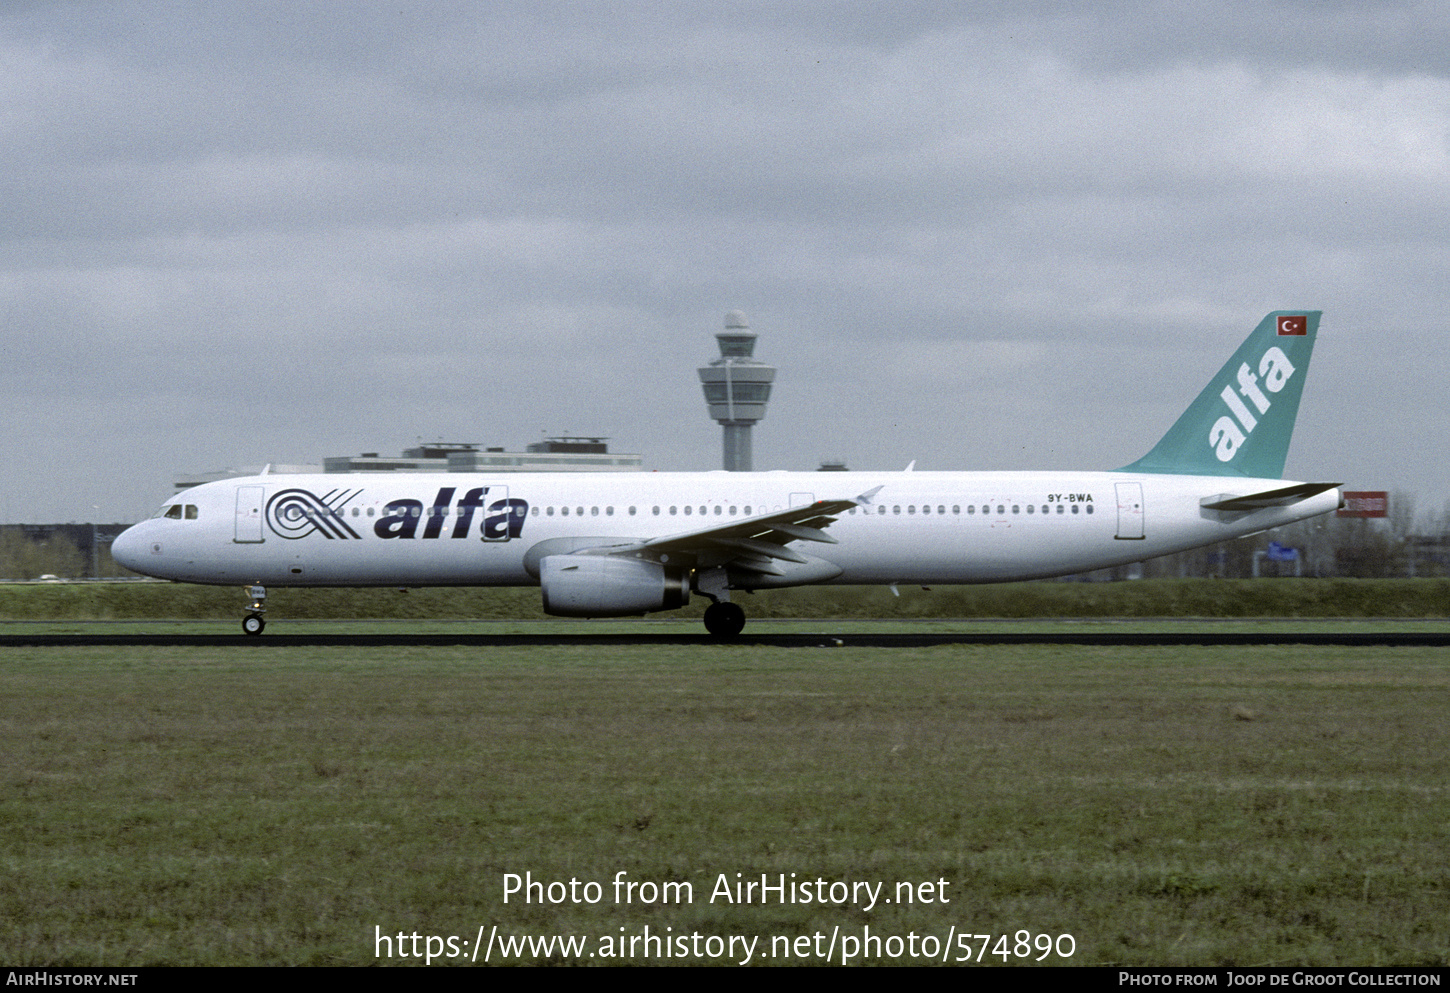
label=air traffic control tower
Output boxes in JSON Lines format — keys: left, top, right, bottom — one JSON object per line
{"left": 698, "top": 310, "right": 775, "bottom": 471}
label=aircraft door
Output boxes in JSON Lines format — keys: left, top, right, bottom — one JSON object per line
{"left": 1114, "top": 482, "right": 1145, "bottom": 540}
{"left": 235, "top": 486, "right": 265, "bottom": 543}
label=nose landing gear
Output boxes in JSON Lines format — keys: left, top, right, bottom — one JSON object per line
{"left": 243, "top": 585, "right": 266, "bottom": 636}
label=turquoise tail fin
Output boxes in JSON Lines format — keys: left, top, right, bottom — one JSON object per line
{"left": 1117, "top": 311, "right": 1321, "bottom": 478}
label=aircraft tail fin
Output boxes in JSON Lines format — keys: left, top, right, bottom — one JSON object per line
{"left": 1117, "top": 311, "right": 1321, "bottom": 478}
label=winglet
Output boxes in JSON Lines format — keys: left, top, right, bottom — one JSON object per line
{"left": 1117, "top": 311, "right": 1320, "bottom": 478}
{"left": 854, "top": 485, "right": 884, "bottom": 506}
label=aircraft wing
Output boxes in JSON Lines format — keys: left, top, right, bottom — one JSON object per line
{"left": 1199, "top": 482, "right": 1341, "bottom": 512}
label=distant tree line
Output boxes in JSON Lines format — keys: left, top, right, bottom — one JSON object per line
{"left": 0, "top": 524, "right": 134, "bottom": 580}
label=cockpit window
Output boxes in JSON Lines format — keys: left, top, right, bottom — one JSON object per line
{"left": 152, "top": 503, "right": 198, "bottom": 520}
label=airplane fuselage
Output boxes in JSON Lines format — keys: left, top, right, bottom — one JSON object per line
{"left": 115, "top": 469, "right": 1339, "bottom": 589}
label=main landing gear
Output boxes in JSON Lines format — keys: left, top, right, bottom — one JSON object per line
{"left": 695, "top": 567, "right": 747, "bottom": 637}
{"left": 242, "top": 584, "right": 266, "bottom": 636}
{"left": 703, "top": 601, "right": 746, "bottom": 637}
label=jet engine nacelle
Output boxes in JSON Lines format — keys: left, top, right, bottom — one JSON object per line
{"left": 539, "top": 555, "right": 690, "bottom": 617}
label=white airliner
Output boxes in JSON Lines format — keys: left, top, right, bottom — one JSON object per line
{"left": 112, "top": 311, "right": 1340, "bottom": 636}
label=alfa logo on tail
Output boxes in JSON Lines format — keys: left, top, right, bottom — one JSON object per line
{"left": 1210, "top": 347, "right": 1296, "bottom": 463}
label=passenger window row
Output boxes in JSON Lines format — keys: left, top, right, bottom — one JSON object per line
{"left": 533, "top": 505, "right": 753, "bottom": 518}
{"left": 847, "top": 503, "right": 1096, "bottom": 516}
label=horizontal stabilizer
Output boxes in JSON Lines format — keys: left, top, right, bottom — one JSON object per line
{"left": 1200, "top": 482, "right": 1340, "bottom": 512}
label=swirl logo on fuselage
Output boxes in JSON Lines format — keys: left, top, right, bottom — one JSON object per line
{"left": 265, "top": 488, "right": 363, "bottom": 540}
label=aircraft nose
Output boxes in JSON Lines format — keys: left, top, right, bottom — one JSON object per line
{"left": 111, "top": 524, "right": 148, "bottom": 573}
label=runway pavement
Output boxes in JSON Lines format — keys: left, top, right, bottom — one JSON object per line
{"left": 4, "top": 631, "right": 1447, "bottom": 648}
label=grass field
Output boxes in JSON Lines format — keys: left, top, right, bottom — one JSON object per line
{"left": 2, "top": 641, "right": 1447, "bottom": 966}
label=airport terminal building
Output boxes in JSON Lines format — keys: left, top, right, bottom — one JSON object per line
{"left": 173, "top": 438, "right": 642, "bottom": 492}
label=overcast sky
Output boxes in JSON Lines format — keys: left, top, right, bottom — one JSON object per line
{"left": 3, "top": 1, "right": 1447, "bottom": 525}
